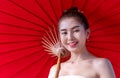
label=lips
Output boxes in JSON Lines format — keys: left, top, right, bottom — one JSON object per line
{"left": 68, "top": 42, "right": 78, "bottom": 47}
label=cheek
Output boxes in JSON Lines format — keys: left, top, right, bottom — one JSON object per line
{"left": 75, "top": 31, "right": 87, "bottom": 41}
{"left": 74, "top": 32, "right": 82, "bottom": 39}
{"left": 60, "top": 36, "right": 66, "bottom": 45}
{"left": 75, "top": 33, "right": 81, "bottom": 37}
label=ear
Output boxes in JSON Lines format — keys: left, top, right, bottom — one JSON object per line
{"left": 86, "top": 28, "right": 90, "bottom": 39}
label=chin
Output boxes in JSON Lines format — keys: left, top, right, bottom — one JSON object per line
{"left": 67, "top": 47, "right": 79, "bottom": 52}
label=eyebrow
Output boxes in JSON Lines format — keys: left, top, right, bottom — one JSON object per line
{"left": 60, "top": 26, "right": 80, "bottom": 31}
{"left": 72, "top": 26, "right": 80, "bottom": 30}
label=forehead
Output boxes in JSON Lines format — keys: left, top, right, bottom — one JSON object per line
{"left": 59, "top": 17, "right": 83, "bottom": 30}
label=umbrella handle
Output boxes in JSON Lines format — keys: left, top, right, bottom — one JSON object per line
{"left": 54, "top": 54, "right": 61, "bottom": 78}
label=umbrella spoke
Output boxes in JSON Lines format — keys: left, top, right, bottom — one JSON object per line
{"left": 45, "top": 30, "right": 55, "bottom": 45}
{"left": 48, "top": 27, "right": 57, "bottom": 44}
{"left": 0, "top": 22, "right": 43, "bottom": 33}
{"left": 45, "top": 50, "right": 53, "bottom": 53}
{"left": 9, "top": 0, "right": 51, "bottom": 27}
{"left": 52, "top": 25, "right": 59, "bottom": 42}
{"left": 0, "top": 44, "right": 41, "bottom": 54}
{"left": 42, "top": 36, "right": 53, "bottom": 46}
{"left": 0, "top": 33, "right": 41, "bottom": 37}
{"left": 0, "top": 10, "right": 47, "bottom": 30}
{"left": 49, "top": 0, "right": 59, "bottom": 21}
{"left": 0, "top": 40, "right": 41, "bottom": 44}
{"left": 41, "top": 41, "right": 52, "bottom": 49}
{"left": 35, "top": 0, "right": 56, "bottom": 26}
{"left": 42, "top": 45, "right": 51, "bottom": 51}
{"left": 9, "top": 49, "right": 44, "bottom": 78}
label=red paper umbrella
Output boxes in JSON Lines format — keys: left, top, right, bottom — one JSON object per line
{"left": 0, "top": 0, "right": 120, "bottom": 78}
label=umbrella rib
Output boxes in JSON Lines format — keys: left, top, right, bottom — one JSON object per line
{"left": 91, "top": 32, "right": 120, "bottom": 37}
{"left": 91, "top": 23, "right": 120, "bottom": 32}
{"left": 47, "top": 51, "right": 54, "bottom": 54}
{"left": 41, "top": 40, "right": 51, "bottom": 47}
{"left": 42, "top": 37, "right": 54, "bottom": 51}
{"left": 43, "top": 47, "right": 52, "bottom": 53}
{"left": 90, "top": 1, "right": 120, "bottom": 20}
{"left": 71, "top": 0, "right": 75, "bottom": 7}
{"left": 0, "top": 44, "right": 41, "bottom": 55}
{"left": 42, "top": 30, "right": 59, "bottom": 56}
{"left": 0, "top": 40, "right": 41, "bottom": 44}
{"left": 35, "top": 56, "right": 56, "bottom": 78}
{"left": 35, "top": 57, "right": 57, "bottom": 78}
{"left": 42, "top": 44, "right": 52, "bottom": 51}
{"left": 45, "top": 30, "right": 55, "bottom": 45}
{"left": 87, "top": 45, "right": 120, "bottom": 53}
{"left": 0, "top": 22, "right": 43, "bottom": 33}
{"left": 42, "top": 44, "right": 51, "bottom": 50}
{"left": 47, "top": 51, "right": 56, "bottom": 57}
{"left": 35, "top": 58, "right": 56, "bottom": 78}
{"left": 0, "top": 10, "right": 47, "bottom": 30}
{"left": 42, "top": 41, "right": 57, "bottom": 56}
{"left": 60, "top": 0, "right": 63, "bottom": 13}
{"left": 61, "top": 0, "right": 64, "bottom": 10}
{"left": 9, "top": 49, "right": 44, "bottom": 78}
{"left": 87, "top": 40, "right": 120, "bottom": 44}
{"left": 41, "top": 41, "right": 52, "bottom": 48}
{"left": 81, "top": 0, "right": 89, "bottom": 11}
{"left": 0, "top": 49, "right": 40, "bottom": 67}
{"left": 49, "top": 27, "right": 57, "bottom": 44}
{"left": 52, "top": 25, "right": 59, "bottom": 43}
{"left": 35, "top": 0, "right": 56, "bottom": 26}
{"left": 42, "top": 36, "right": 53, "bottom": 46}
{"left": 49, "top": 0, "right": 59, "bottom": 21}
{"left": 9, "top": 0, "right": 51, "bottom": 27}
{"left": 87, "top": 0, "right": 104, "bottom": 18}
{"left": 45, "top": 49, "right": 53, "bottom": 53}
{"left": 0, "top": 33, "right": 41, "bottom": 37}
{"left": 90, "top": 11, "right": 120, "bottom": 26}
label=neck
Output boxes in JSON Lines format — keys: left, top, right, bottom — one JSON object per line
{"left": 68, "top": 47, "right": 94, "bottom": 64}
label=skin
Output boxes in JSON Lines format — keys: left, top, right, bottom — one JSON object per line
{"left": 48, "top": 17, "right": 116, "bottom": 78}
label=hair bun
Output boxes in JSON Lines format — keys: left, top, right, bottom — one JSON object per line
{"left": 64, "top": 7, "right": 78, "bottom": 14}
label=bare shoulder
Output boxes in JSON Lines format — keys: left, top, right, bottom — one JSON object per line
{"left": 92, "top": 58, "right": 112, "bottom": 71}
{"left": 92, "top": 58, "right": 116, "bottom": 78}
{"left": 48, "top": 64, "right": 57, "bottom": 78}
{"left": 92, "top": 58, "right": 110, "bottom": 66}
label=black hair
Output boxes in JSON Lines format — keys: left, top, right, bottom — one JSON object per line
{"left": 58, "top": 7, "right": 89, "bottom": 29}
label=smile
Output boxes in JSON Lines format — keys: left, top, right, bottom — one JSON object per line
{"left": 68, "top": 41, "right": 78, "bottom": 47}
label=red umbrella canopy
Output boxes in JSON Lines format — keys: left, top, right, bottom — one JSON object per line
{"left": 0, "top": 0, "right": 120, "bottom": 78}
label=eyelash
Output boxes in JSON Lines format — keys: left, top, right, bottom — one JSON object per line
{"left": 61, "top": 32, "right": 67, "bottom": 35}
{"left": 61, "top": 30, "right": 80, "bottom": 35}
{"left": 74, "top": 29, "right": 80, "bottom": 32}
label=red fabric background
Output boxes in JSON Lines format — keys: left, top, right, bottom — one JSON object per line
{"left": 0, "top": 0, "right": 120, "bottom": 78}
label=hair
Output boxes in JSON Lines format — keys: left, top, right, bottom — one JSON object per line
{"left": 58, "top": 7, "right": 89, "bottom": 30}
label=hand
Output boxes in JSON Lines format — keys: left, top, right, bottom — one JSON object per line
{"left": 50, "top": 42, "right": 70, "bottom": 58}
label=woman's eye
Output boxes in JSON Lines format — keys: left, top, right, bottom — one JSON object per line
{"left": 74, "top": 29, "right": 80, "bottom": 32}
{"left": 61, "top": 32, "right": 67, "bottom": 35}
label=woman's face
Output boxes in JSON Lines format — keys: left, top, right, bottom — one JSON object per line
{"left": 59, "top": 17, "right": 89, "bottom": 52}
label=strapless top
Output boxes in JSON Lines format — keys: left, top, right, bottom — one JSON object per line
{"left": 58, "top": 75, "right": 85, "bottom": 78}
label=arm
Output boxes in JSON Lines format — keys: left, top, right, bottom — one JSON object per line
{"left": 96, "top": 58, "right": 116, "bottom": 78}
{"left": 48, "top": 65, "right": 56, "bottom": 78}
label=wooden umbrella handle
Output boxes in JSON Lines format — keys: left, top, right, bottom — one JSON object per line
{"left": 54, "top": 54, "right": 62, "bottom": 78}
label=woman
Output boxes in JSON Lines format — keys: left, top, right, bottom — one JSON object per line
{"left": 48, "top": 7, "right": 116, "bottom": 78}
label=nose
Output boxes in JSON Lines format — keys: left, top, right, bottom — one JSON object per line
{"left": 67, "top": 32, "right": 74, "bottom": 41}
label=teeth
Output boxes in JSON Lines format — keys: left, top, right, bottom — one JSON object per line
{"left": 70, "top": 42, "right": 75, "bottom": 44}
